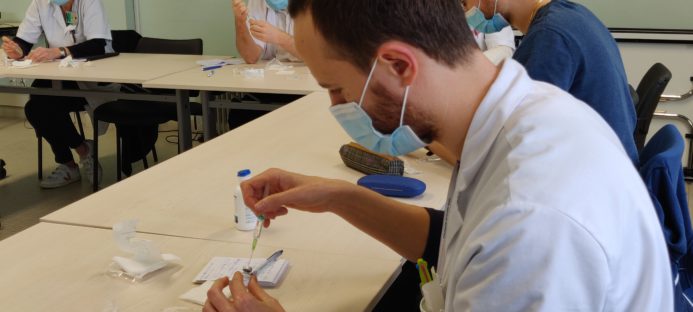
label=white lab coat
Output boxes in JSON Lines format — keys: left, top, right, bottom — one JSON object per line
{"left": 17, "top": 0, "right": 115, "bottom": 135}
{"left": 16, "top": 0, "right": 112, "bottom": 51}
{"left": 472, "top": 26, "right": 515, "bottom": 65}
{"left": 437, "top": 59, "right": 672, "bottom": 311}
{"left": 247, "top": 0, "right": 298, "bottom": 62}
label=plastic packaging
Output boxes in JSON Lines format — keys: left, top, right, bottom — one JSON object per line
{"left": 234, "top": 169, "right": 258, "bottom": 231}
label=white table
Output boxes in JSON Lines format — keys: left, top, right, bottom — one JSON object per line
{"left": 41, "top": 92, "right": 454, "bottom": 260}
{"left": 144, "top": 62, "right": 323, "bottom": 141}
{"left": 0, "top": 223, "right": 401, "bottom": 311}
{"left": 0, "top": 53, "right": 227, "bottom": 154}
{"left": 143, "top": 63, "right": 322, "bottom": 94}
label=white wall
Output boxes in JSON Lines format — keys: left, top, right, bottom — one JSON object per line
{"left": 619, "top": 42, "right": 693, "bottom": 164}
{"left": 135, "top": 0, "right": 237, "bottom": 56}
{"left": 1, "top": 0, "right": 129, "bottom": 29}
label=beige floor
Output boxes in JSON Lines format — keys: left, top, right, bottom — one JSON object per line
{"left": 0, "top": 108, "right": 198, "bottom": 240}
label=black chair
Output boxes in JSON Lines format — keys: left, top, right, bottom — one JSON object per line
{"left": 0, "top": 159, "right": 6, "bottom": 179}
{"left": 634, "top": 63, "right": 672, "bottom": 151}
{"left": 111, "top": 30, "right": 142, "bottom": 53}
{"left": 91, "top": 37, "right": 203, "bottom": 191}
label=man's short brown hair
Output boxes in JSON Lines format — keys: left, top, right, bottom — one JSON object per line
{"left": 289, "top": 0, "right": 478, "bottom": 72}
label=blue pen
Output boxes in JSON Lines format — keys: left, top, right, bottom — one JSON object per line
{"left": 202, "top": 65, "right": 223, "bottom": 71}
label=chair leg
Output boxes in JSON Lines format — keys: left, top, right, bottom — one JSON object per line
{"left": 151, "top": 146, "right": 159, "bottom": 163}
{"left": 37, "top": 136, "right": 43, "bottom": 180}
{"left": 75, "top": 111, "right": 85, "bottom": 140}
{"left": 116, "top": 128, "right": 122, "bottom": 181}
{"left": 140, "top": 133, "right": 150, "bottom": 169}
{"left": 92, "top": 119, "right": 99, "bottom": 192}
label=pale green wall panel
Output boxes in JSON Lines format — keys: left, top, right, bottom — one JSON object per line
{"left": 136, "top": 0, "right": 238, "bottom": 56}
{"left": 572, "top": 0, "right": 693, "bottom": 30}
{"left": 1, "top": 0, "right": 129, "bottom": 30}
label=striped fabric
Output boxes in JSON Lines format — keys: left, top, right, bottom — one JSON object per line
{"left": 339, "top": 142, "right": 404, "bottom": 176}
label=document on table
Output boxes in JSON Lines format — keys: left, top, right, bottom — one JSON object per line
{"left": 192, "top": 257, "right": 289, "bottom": 287}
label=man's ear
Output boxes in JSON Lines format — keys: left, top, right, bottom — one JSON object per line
{"left": 376, "top": 41, "right": 419, "bottom": 87}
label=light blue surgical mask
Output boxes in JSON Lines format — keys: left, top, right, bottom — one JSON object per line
{"left": 51, "top": 0, "right": 69, "bottom": 6}
{"left": 465, "top": 0, "right": 510, "bottom": 34}
{"left": 329, "top": 60, "right": 427, "bottom": 156}
{"left": 265, "top": 0, "right": 288, "bottom": 11}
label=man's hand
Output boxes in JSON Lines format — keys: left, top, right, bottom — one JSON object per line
{"left": 203, "top": 272, "right": 285, "bottom": 312}
{"left": 232, "top": 0, "right": 249, "bottom": 22}
{"left": 27, "top": 47, "right": 61, "bottom": 63}
{"left": 249, "top": 20, "right": 290, "bottom": 45}
{"left": 240, "top": 168, "right": 357, "bottom": 227}
{"left": 2, "top": 36, "right": 24, "bottom": 60}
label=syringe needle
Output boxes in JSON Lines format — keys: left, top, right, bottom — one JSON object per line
{"left": 245, "top": 184, "right": 270, "bottom": 271}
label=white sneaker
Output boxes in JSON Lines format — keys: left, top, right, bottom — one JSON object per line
{"left": 80, "top": 140, "right": 103, "bottom": 186}
{"left": 40, "top": 164, "right": 81, "bottom": 189}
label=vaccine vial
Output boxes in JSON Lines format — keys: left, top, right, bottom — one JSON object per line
{"left": 234, "top": 169, "right": 258, "bottom": 231}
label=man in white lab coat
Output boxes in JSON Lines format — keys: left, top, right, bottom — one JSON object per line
{"left": 204, "top": 1, "right": 673, "bottom": 311}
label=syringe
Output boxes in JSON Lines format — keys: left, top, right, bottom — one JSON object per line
{"left": 243, "top": 184, "right": 270, "bottom": 273}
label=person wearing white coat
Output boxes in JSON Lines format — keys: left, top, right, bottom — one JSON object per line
{"left": 2, "top": 0, "right": 112, "bottom": 189}
{"left": 203, "top": 1, "right": 673, "bottom": 311}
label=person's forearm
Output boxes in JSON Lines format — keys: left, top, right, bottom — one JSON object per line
{"left": 13, "top": 37, "right": 33, "bottom": 58}
{"left": 235, "top": 19, "right": 262, "bottom": 64}
{"left": 330, "top": 186, "right": 430, "bottom": 262}
{"left": 67, "top": 38, "right": 106, "bottom": 59}
{"left": 276, "top": 33, "right": 301, "bottom": 61}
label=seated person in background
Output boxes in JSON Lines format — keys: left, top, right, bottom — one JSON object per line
{"left": 232, "top": 0, "right": 300, "bottom": 64}
{"left": 426, "top": 1, "right": 516, "bottom": 166}
{"left": 205, "top": 0, "right": 672, "bottom": 311}
{"left": 463, "top": 0, "right": 516, "bottom": 65}
{"left": 462, "top": 0, "right": 638, "bottom": 165}
{"left": 227, "top": 0, "right": 302, "bottom": 130}
{"left": 2, "top": 0, "right": 111, "bottom": 189}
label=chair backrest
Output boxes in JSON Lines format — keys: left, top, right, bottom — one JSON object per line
{"left": 639, "top": 124, "right": 693, "bottom": 311}
{"left": 111, "top": 30, "right": 143, "bottom": 53}
{"left": 135, "top": 37, "right": 203, "bottom": 55}
{"left": 634, "top": 63, "right": 672, "bottom": 151}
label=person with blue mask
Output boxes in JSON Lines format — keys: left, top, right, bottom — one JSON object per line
{"left": 204, "top": 1, "right": 671, "bottom": 311}
{"left": 232, "top": 0, "right": 300, "bottom": 64}
{"left": 461, "top": 0, "right": 515, "bottom": 65}
{"left": 1, "top": 0, "right": 112, "bottom": 189}
{"left": 464, "top": 0, "right": 639, "bottom": 166}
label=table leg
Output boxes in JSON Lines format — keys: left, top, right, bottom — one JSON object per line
{"left": 201, "top": 91, "right": 217, "bottom": 141}
{"left": 176, "top": 90, "right": 192, "bottom": 151}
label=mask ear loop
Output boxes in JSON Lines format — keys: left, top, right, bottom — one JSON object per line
{"left": 399, "top": 86, "right": 411, "bottom": 127}
{"left": 493, "top": 0, "right": 499, "bottom": 14}
{"left": 359, "top": 58, "right": 379, "bottom": 106}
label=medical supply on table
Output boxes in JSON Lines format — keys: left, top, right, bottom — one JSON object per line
{"left": 109, "top": 220, "right": 181, "bottom": 281}
{"left": 241, "top": 68, "right": 265, "bottom": 78}
{"left": 245, "top": 185, "right": 270, "bottom": 272}
{"left": 357, "top": 174, "right": 426, "bottom": 198}
{"left": 11, "top": 59, "right": 33, "bottom": 68}
{"left": 339, "top": 142, "right": 405, "bottom": 176}
{"left": 251, "top": 249, "right": 283, "bottom": 276}
{"left": 234, "top": 169, "right": 258, "bottom": 231}
{"left": 191, "top": 251, "right": 289, "bottom": 285}
{"left": 203, "top": 64, "right": 222, "bottom": 77}
{"left": 183, "top": 251, "right": 289, "bottom": 305}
